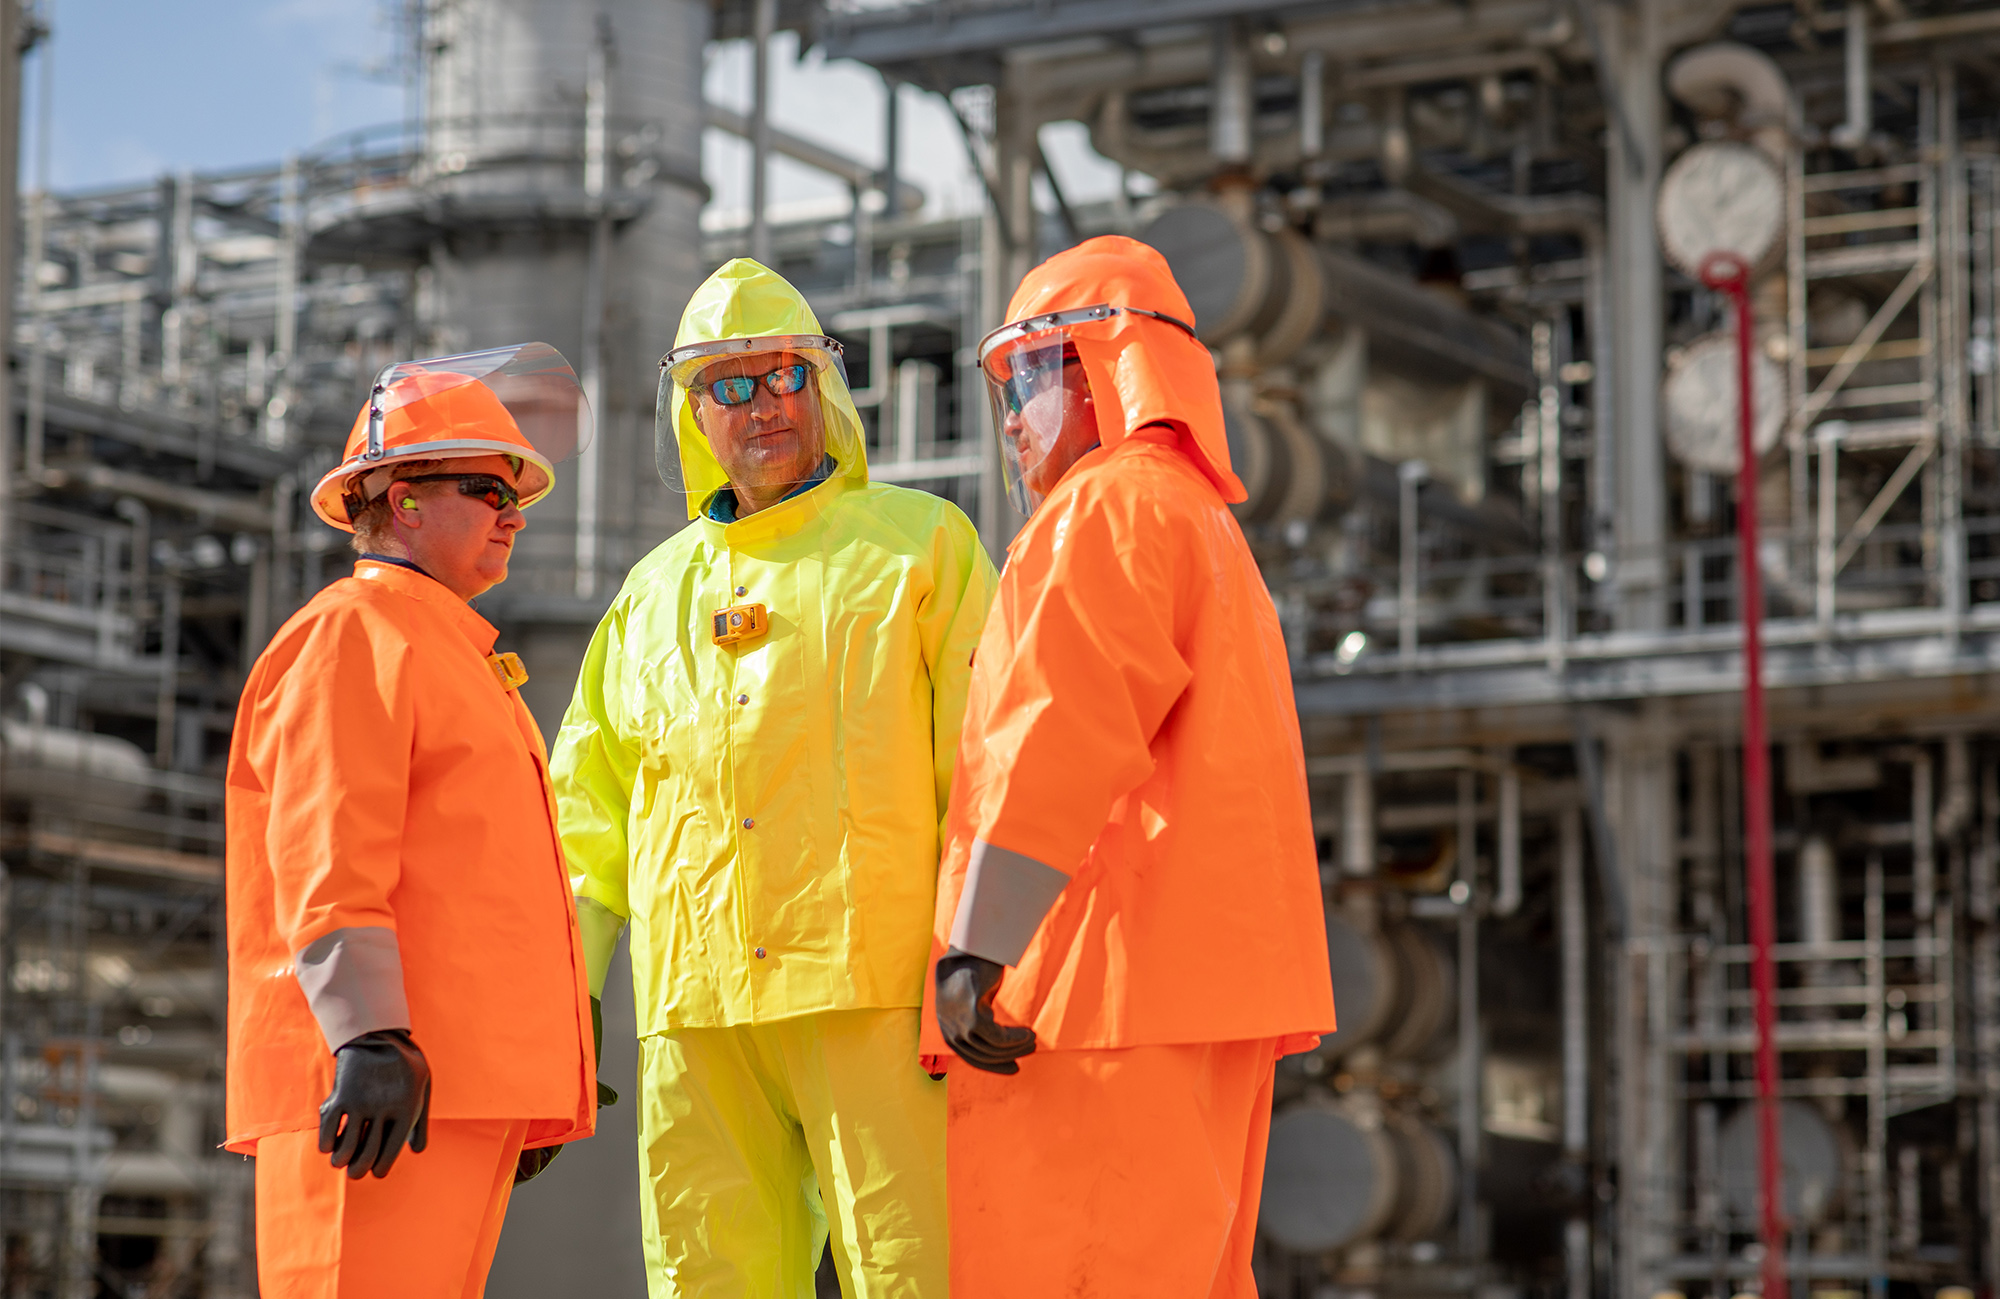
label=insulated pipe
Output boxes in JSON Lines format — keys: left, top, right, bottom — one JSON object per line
{"left": 1342, "top": 768, "right": 1375, "bottom": 876}
{"left": 1938, "top": 735, "right": 1973, "bottom": 840}
{"left": 0, "top": 1030, "right": 15, "bottom": 1172}
{"left": 42, "top": 463, "right": 271, "bottom": 532}
{"left": 1210, "top": 24, "right": 1252, "bottom": 164}
{"left": 115, "top": 497, "right": 150, "bottom": 626}
{"left": 1833, "top": 1, "right": 1871, "bottom": 149}
{"left": 1299, "top": 50, "right": 1325, "bottom": 158}
{"left": 19, "top": 680, "right": 48, "bottom": 727}
{"left": 1456, "top": 769, "right": 1482, "bottom": 1262}
{"left": 1665, "top": 42, "right": 1794, "bottom": 148}
{"left": 705, "top": 104, "right": 926, "bottom": 210}
{"left": 1799, "top": 835, "right": 1839, "bottom": 949}
{"left": 1912, "top": 749, "right": 1936, "bottom": 922}
{"left": 882, "top": 75, "right": 902, "bottom": 219}
{"left": 749, "top": 0, "right": 776, "bottom": 265}
{"left": 1559, "top": 806, "right": 1587, "bottom": 1158}
{"left": 154, "top": 565, "right": 182, "bottom": 770}
{"left": 574, "top": 17, "right": 612, "bottom": 600}
{"left": 1495, "top": 763, "right": 1523, "bottom": 917}
{"left": 1398, "top": 459, "right": 1428, "bottom": 661}
{"left": 1558, "top": 805, "right": 1589, "bottom": 1299}
{"left": 0, "top": 0, "right": 19, "bottom": 557}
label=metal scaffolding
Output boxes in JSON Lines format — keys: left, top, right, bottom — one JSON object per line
{"left": 17, "top": 0, "right": 2000, "bottom": 1294}
{"left": 809, "top": 1, "right": 2000, "bottom": 1296}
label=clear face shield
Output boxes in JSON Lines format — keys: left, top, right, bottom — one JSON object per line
{"left": 315, "top": 341, "right": 593, "bottom": 529}
{"left": 656, "top": 334, "right": 849, "bottom": 508}
{"left": 363, "top": 341, "right": 593, "bottom": 472}
{"left": 977, "top": 304, "right": 1197, "bottom": 515}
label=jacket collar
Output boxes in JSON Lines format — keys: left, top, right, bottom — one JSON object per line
{"left": 357, "top": 551, "right": 431, "bottom": 579}
{"left": 701, "top": 470, "right": 853, "bottom": 546}
{"left": 703, "top": 455, "right": 838, "bottom": 523}
{"left": 352, "top": 559, "right": 500, "bottom": 656}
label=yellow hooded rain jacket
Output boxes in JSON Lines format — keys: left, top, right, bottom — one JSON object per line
{"left": 551, "top": 260, "right": 997, "bottom": 1032}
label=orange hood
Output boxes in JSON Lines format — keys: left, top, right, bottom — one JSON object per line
{"left": 1002, "top": 235, "right": 1245, "bottom": 503}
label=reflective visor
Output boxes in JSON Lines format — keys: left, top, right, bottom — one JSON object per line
{"left": 975, "top": 304, "right": 1195, "bottom": 516}
{"left": 656, "top": 334, "right": 849, "bottom": 508}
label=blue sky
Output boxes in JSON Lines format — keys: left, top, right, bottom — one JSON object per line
{"left": 33, "top": 0, "right": 1119, "bottom": 218}
{"left": 29, "top": 0, "right": 406, "bottom": 190}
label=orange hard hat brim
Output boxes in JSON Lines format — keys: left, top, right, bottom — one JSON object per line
{"left": 310, "top": 372, "right": 556, "bottom": 530}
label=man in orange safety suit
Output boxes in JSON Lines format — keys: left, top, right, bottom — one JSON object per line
{"left": 225, "top": 344, "right": 597, "bottom": 1298}
{"left": 924, "top": 237, "right": 1338, "bottom": 1297}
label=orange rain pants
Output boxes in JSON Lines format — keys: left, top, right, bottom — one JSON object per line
{"left": 254, "top": 1119, "right": 527, "bottom": 1298}
{"left": 948, "top": 1038, "right": 1280, "bottom": 1298}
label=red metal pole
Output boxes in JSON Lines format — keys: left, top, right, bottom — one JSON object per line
{"left": 1702, "top": 251, "right": 1787, "bottom": 1299}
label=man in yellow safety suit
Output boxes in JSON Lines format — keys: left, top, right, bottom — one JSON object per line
{"left": 550, "top": 258, "right": 995, "bottom": 1296}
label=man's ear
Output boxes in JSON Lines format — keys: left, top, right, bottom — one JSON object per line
{"left": 389, "top": 485, "right": 423, "bottom": 528}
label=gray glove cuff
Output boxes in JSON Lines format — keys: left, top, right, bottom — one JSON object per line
{"left": 296, "top": 926, "right": 411, "bottom": 1051}
{"left": 947, "top": 839, "right": 1068, "bottom": 967}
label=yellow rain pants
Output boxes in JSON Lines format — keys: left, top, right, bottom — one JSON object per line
{"left": 637, "top": 1008, "right": 946, "bottom": 1298}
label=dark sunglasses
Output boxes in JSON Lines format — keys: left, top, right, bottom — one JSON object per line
{"left": 399, "top": 473, "right": 521, "bottom": 511}
{"left": 707, "top": 363, "right": 811, "bottom": 406}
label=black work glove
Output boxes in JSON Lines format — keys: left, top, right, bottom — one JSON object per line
{"left": 318, "top": 1029, "right": 430, "bottom": 1179}
{"left": 935, "top": 950, "right": 1036, "bottom": 1075}
{"left": 516, "top": 1145, "right": 562, "bottom": 1184}
{"left": 591, "top": 996, "right": 618, "bottom": 1107}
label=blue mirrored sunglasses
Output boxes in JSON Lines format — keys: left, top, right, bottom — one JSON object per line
{"left": 708, "top": 363, "right": 812, "bottom": 406}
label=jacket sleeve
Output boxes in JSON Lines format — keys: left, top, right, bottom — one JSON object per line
{"left": 947, "top": 483, "right": 1194, "bottom": 965}
{"left": 917, "top": 506, "right": 999, "bottom": 842}
{"left": 550, "top": 602, "right": 638, "bottom": 994}
{"left": 252, "top": 603, "right": 416, "bottom": 1048}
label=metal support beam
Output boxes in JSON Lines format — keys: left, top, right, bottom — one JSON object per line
{"left": 1602, "top": 0, "right": 1668, "bottom": 631}
{"left": 0, "top": 0, "right": 23, "bottom": 558}
{"left": 749, "top": 0, "right": 775, "bottom": 265}
{"left": 576, "top": 15, "right": 614, "bottom": 600}
{"left": 1559, "top": 804, "right": 1590, "bottom": 1299}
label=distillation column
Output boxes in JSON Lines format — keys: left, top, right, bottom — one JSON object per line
{"left": 417, "top": 4, "right": 708, "bottom": 1295}
{"left": 421, "top": 0, "right": 709, "bottom": 623}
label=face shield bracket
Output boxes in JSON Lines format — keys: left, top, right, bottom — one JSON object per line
{"left": 363, "top": 362, "right": 399, "bottom": 462}
{"left": 975, "top": 304, "right": 1196, "bottom": 370}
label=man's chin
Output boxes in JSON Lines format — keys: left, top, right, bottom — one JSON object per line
{"left": 743, "top": 461, "right": 818, "bottom": 490}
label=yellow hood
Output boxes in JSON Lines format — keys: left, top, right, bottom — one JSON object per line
{"left": 667, "top": 258, "right": 869, "bottom": 520}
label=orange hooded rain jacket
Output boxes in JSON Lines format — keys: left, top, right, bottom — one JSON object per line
{"left": 921, "top": 236, "right": 1335, "bottom": 1058}
{"left": 225, "top": 560, "right": 595, "bottom": 1153}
